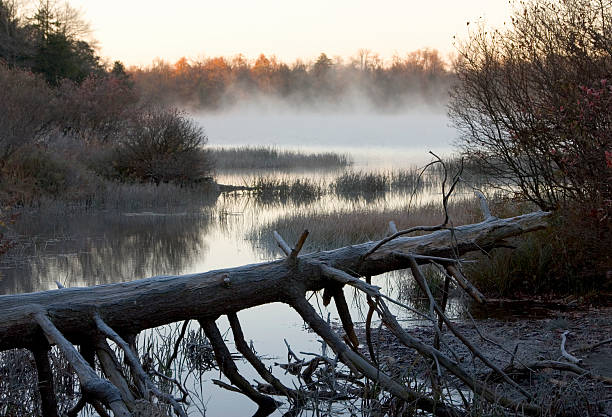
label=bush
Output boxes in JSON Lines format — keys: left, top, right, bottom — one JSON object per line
{"left": 112, "top": 107, "right": 212, "bottom": 185}
{"left": 55, "top": 74, "right": 138, "bottom": 142}
{"left": 466, "top": 207, "right": 612, "bottom": 297}
{"left": 2, "top": 147, "right": 71, "bottom": 200}
{"left": 449, "top": 0, "right": 612, "bottom": 213}
{"left": 0, "top": 64, "right": 54, "bottom": 168}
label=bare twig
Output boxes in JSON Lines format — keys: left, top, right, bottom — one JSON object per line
{"left": 165, "top": 319, "right": 190, "bottom": 371}
{"left": 289, "top": 293, "right": 463, "bottom": 417}
{"left": 228, "top": 312, "right": 296, "bottom": 399}
{"left": 407, "top": 256, "right": 532, "bottom": 400}
{"left": 387, "top": 221, "right": 398, "bottom": 235}
{"left": 474, "top": 190, "right": 495, "bottom": 221}
{"left": 363, "top": 152, "right": 463, "bottom": 260}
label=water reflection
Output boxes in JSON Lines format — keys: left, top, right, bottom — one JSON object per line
{"left": 0, "top": 211, "right": 213, "bottom": 294}
{"left": 1, "top": 163, "right": 484, "bottom": 416}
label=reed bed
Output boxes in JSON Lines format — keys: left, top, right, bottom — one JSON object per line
{"left": 331, "top": 169, "right": 439, "bottom": 201}
{"left": 210, "top": 145, "right": 352, "bottom": 170}
{"left": 249, "top": 198, "right": 482, "bottom": 257}
{"left": 246, "top": 176, "right": 326, "bottom": 206}
{"left": 240, "top": 168, "right": 445, "bottom": 206}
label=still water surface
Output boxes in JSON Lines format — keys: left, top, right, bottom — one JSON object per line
{"left": 1, "top": 109, "right": 467, "bottom": 416}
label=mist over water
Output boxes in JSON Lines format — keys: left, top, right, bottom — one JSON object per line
{"left": 1, "top": 98, "right": 464, "bottom": 416}
{"left": 194, "top": 101, "right": 456, "bottom": 168}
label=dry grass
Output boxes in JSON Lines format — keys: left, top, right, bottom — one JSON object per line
{"left": 249, "top": 198, "right": 483, "bottom": 256}
{"left": 0, "top": 348, "right": 78, "bottom": 416}
{"left": 210, "top": 145, "right": 352, "bottom": 170}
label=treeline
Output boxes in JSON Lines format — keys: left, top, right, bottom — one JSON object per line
{"left": 129, "top": 49, "right": 453, "bottom": 110}
{"left": 0, "top": 0, "right": 102, "bottom": 85}
{"left": 0, "top": 0, "right": 211, "bottom": 205}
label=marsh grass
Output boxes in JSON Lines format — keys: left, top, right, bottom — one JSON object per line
{"left": 0, "top": 348, "right": 79, "bottom": 416}
{"left": 60, "top": 181, "right": 220, "bottom": 211}
{"left": 239, "top": 168, "right": 444, "bottom": 206}
{"left": 464, "top": 198, "right": 612, "bottom": 298}
{"left": 332, "top": 171, "right": 389, "bottom": 201}
{"left": 249, "top": 198, "right": 482, "bottom": 257}
{"left": 247, "top": 176, "right": 325, "bottom": 206}
{"left": 210, "top": 145, "right": 352, "bottom": 170}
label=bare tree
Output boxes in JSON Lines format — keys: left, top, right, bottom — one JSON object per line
{"left": 449, "top": 0, "right": 612, "bottom": 212}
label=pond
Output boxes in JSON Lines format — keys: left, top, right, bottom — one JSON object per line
{"left": 1, "top": 108, "right": 479, "bottom": 416}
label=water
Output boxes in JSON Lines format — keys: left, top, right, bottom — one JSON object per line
{"left": 197, "top": 108, "right": 455, "bottom": 169}
{"left": 0, "top": 108, "right": 467, "bottom": 416}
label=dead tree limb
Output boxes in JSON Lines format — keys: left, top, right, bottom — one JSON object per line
{"left": 227, "top": 312, "right": 296, "bottom": 399}
{"left": 32, "top": 342, "right": 59, "bottom": 417}
{"left": 95, "top": 337, "right": 137, "bottom": 407}
{"left": 200, "top": 319, "right": 279, "bottom": 417}
{"left": 331, "top": 287, "right": 360, "bottom": 349}
{"left": 445, "top": 264, "right": 486, "bottom": 304}
{"left": 0, "top": 211, "right": 549, "bottom": 353}
{"left": 511, "top": 361, "right": 612, "bottom": 385}
{"left": 561, "top": 331, "right": 583, "bottom": 365}
{"left": 93, "top": 314, "right": 187, "bottom": 417}
{"left": 406, "top": 255, "right": 532, "bottom": 400}
{"left": 374, "top": 300, "right": 541, "bottom": 415}
{"left": 289, "top": 293, "right": 463, "bottom": 417}
{"left": 32, "top": 311, "right": 131, "bottom": 417}
{"left": 165, "top": 319, "right": 189, "bottom": 371}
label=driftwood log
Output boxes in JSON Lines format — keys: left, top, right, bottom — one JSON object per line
{"left": 0, "top": 208, "right": 551, "bottom": 416}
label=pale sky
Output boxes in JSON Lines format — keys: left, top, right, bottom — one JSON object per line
{"left": 70, "top": 0, "right": 512, "bottom": 67}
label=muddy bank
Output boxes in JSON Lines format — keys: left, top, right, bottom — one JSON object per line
{"left": 355, "top": 305, "right": 612, "bottom": 415}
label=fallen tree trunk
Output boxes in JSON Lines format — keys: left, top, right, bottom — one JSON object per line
{"left": 0, "top": 209, "right": 550, "bottom": 416}
{"left": 0, "top": 211, "right": 548, "bottom": 351}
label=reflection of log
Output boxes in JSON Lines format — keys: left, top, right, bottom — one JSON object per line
{"left": 0, "top": 210, "right": 550, "bottom": 416}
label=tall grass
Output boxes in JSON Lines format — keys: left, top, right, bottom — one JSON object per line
{"left": 239, "top": 168, "right": 443, "bottom": 206}
{"left": 209, "top": 145, "right": 352, "bottom": 170}
{"left": 248, "top": 198, "right": 482, "bottom": 256}
{"left": 246, "top": 176, "right": 325, "bottom": 206}
{"left": 332, "top": 171, "right": 389, "bottom": 201}
{"left": 331, "top": 169, "right": 438, "bottom": 201}
{"left": 15, "top": 180, "right": 220, "bottom": 214}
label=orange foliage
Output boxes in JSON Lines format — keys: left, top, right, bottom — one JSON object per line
{"left": 128, "top": 49, "right": 452, "bottom": 109}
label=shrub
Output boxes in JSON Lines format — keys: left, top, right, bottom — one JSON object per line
{"left": 466, "top": 206, "right": 612, "bottom": 297}
{"left": 0, "top": 64, "right": 54, "bottom": 168}
{"left": 2, "top": 146, "right": 71, "bottom": 200}
{"left": 449, "top": 0, "right": 612, "bottom": 213}
{"left": 112, "top": 107, "right": 212, "bottom": 185}
{"left": 55, "top": 74, "right": 139, "bottom": 142}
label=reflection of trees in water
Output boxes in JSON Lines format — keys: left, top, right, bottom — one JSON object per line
{"left": 1, "top": 211, "right": 213, "bottom": 294}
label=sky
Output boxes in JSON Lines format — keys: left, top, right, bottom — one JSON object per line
{"left": 70, "top": 0, "right": 513, "bottom": 67}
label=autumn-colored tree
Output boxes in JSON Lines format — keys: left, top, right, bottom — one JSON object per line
{"left": 129, "top": 49, "right": 451, "bottom": 110}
